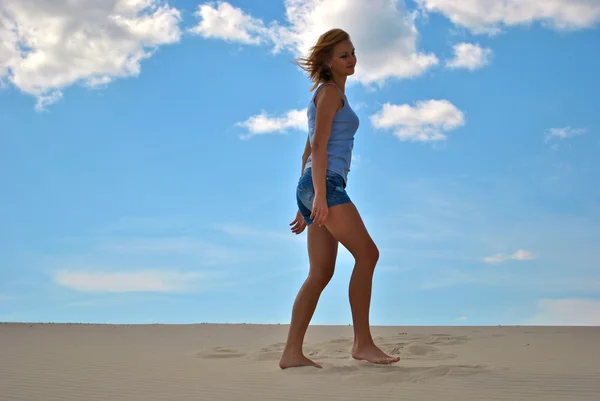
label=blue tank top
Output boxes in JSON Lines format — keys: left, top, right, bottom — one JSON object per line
{"left": 303, "top": 83, "right": 360, "bottom": 185}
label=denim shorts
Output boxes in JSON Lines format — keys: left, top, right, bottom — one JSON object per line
{"left": 296, "top": 167, "right": 352, "bottom": 225}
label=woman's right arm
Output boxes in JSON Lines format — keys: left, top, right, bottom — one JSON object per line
{"left": 310, "top": 86, "right": 339, "bottom": 197}
{"left": 301, "top": 134, "right": 311, "bottom": 176}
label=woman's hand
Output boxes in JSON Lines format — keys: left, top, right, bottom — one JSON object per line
{"left": 310, "top": 193, "right": 328, "bottom": 227}
{"left": 290, "top": 209, "right": 307, "bottom": 234}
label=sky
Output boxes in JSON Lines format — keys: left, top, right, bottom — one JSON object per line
{"left": 1, "top": 0, "right": 599, "bottom": 326}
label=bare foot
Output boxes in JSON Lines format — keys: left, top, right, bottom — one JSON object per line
{"left": 352, "top": 343, "right": 400, "bottom": 365}
{"left": 279, "top": 352, "right": 323, "bottom": 369}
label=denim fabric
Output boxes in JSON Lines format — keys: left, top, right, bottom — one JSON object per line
{"left": 296, "top": 167, "right": 352, "bottom": 225}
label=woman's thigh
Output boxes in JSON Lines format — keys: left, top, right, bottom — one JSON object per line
{"left": 307, "top": 223, "right": 339, "bottom": 279}
{"left": 323, "top": 202, "right": 378, "bottom": 264}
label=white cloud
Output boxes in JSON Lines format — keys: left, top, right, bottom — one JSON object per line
{"left": 191, "top": 0, "right": 439, "bottom": 86}
{"left": 188, "top": 1, "right": 268, "bottom": 44}
{"left": 483, "top": 249, "right": 536, "bottom": 264}
{"left": 34, "top": 91, "right": 64, "bottom": 112}
{"left": 458, "top": 316, "right": 468, "bottom": 321}
{"left": 0, "top": 0, "right": 182, "bottom": 109}
{"left": 417, "top": 0, "right": 600, "bottom": 34}
{"left": 353, "top": 101, "right": 368, "bottom": 110}
{"left": 54, "top": 270, "right": 205, "bottom": 293}
{"left": 446, "top": 43, "right": 493, "bottom": 70}
{"left": 483, "top": 254, "right": 507, "bottom": 264}
{"left": 545, "top": 126, "right": 588, "bottom": 141}
{"left": 236, "top": 108, "right": 307, "bottom": 139}
{"left": 528, "top": 299, "right": 600, "bottom": 325}
{"left": 370, "top": 99, "right": 465, "bottom": 142}
{"left": 512, "top": 249, "right": 535, "bottom": 261}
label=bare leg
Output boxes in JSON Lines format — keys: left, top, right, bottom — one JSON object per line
{"left": 279, "top": 223, "right": 338, "bottom": 369}
{"left": 324, "top": 202, "right": 400, "bottom": 365}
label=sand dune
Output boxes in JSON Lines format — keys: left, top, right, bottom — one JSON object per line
{"left": 1, "top": 323, "right": 599, "bottom": 400}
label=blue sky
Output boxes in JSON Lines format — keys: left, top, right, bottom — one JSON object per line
{"left": 1, "top": 0, "right": 599, "bottom": 326}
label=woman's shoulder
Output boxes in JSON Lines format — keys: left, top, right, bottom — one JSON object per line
{"left": 312, "top": 83, "right": 343, "bottom": 108}
{"left": 314, "top": 82, "right": 342, "bottom": 96}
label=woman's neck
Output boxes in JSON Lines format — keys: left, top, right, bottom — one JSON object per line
{"left": 327, "top": 76, "right": 346, "bottom": 95}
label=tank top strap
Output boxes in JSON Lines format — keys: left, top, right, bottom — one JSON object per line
{"left": 312, "top": 82, "right": 345, "bottom": 105}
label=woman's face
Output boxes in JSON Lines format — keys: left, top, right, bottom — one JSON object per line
{"left": 329, "top": 40, "right": 356, "bottom": 76}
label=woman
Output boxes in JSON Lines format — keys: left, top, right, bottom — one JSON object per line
{"left": 279, "top": 28, "right": 400, "bottom": 369}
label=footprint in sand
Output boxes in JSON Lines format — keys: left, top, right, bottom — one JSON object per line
{"left": 425, "top": 334, "right": 470, "bottom": 346}
{"left": 408, "top": 344, "right": 439, "bottom": 356}
{"left": 244, "top": 342, "right": 288, "bottom": 361}
{"left": 235, "top": 333, "right": 469, "bottom": 364}
{"left": 373, "top": 338, "right": 456, "bottom": 361}
{"left": 404, "top": 343, "right": 456, "bottom": 360}
{"left": 306, "top": 337, "right": 354, "bottom": 360}
{"left": 246, "top": 337, "right": 356, "bottom": 362}
{"left": 342, "top": 364, "right": 489, "bottom": 385}
{"left": 196, "top": 347, "right": 246, "bottom": 359}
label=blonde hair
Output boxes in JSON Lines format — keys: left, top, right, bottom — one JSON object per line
{"left": 294, "top": 28, "right": 350, "bottom": 91}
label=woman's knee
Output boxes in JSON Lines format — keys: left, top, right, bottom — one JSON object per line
{"left": 356, "top": 242, "right": 379, "bottom": 268}
{"left": 370, "top": 243, "right": 380, "bottom": 265}
{"left": 308, "top": 266, "right": 335, "bottom": 288}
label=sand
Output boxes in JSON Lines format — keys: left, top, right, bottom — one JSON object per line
{"left": 1, "top": 323, "right": 599, "bottom": 401}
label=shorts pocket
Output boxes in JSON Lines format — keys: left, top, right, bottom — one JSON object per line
{"left": 297, "top": 185, "right": 314, "bottom": 211}
{"left": 297, "top": 172, "right": 314, "bottom": 193}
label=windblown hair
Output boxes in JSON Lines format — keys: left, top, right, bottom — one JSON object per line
{"left": 294, "top": 28, "right": 350, "bottom": 91}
